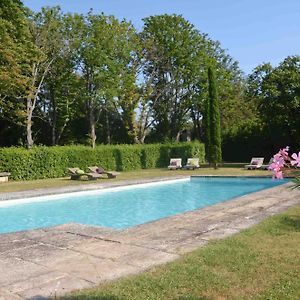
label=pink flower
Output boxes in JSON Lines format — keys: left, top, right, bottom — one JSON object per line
{"left": 279, "top": 146, "right": 290, "bottom": 160}
{"left": 269, "top": 153, "right": 285, "bottom": 170}
{"left": 291, "top": 152, "right": 300, "bottom": 167}
{"left": 269, "top": 147, "right": 300, "bottom": 180}
{"left": 273, "top": 170, "right": 283, "bottom": 179}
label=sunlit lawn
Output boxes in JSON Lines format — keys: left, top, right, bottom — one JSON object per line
{"left": 63, "top": 204, "right": 300, "bottom": 300}
{"left": 0, "top": 167, "right": 270, "bottom": 193}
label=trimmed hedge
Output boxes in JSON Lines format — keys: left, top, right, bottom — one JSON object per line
{"left": 0, "top": 142, "right": 205, "bottom": 180}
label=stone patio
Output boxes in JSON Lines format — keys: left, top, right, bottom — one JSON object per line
{"left": 0, "top": 177, "right": 299, "bottom": 299}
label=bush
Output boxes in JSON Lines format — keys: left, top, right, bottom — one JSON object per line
{"left": 0, "top": 142, "right": 205, "bottom": 180}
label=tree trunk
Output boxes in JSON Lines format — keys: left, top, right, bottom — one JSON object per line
{"left": 139, "top": 135, "right": 146, "bottom": 144}
{"left": 51, "top": 87, "right": 57, "bottom": 145}
{"left": 51, "top": 125, "right": 56, "bottom": 146}
{"left": 89, "top": 108, "right": 96, "bottom": 148}
{"left": 176, "top": 130, "right": 181, "bottom": 142}
{"left": 124, "top": 109, "right": 138, "bottom": 144}
{"left": 26, "top": 98, "right": 34, "bottom": 149}
{"left": 106, "top": 110, "right": 111, "bottom": 144}
{"left": 137, "top": 125, "right": 146, "bottom": 144}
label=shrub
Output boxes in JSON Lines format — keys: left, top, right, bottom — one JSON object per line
{"left": 0, "top": 142, "right": 205, "bottom": 180}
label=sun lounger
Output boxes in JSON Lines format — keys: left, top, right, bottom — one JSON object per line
{"left": 261, "top": 158, "right": 273, "bottom": 170}
{"left": 184, "top": 158, "right": 200, "bottom": 170}
{"left": 88, "top": 166, "right": 120, "bottom": 179}
{"left": 244, "top": 157, "right": 264, "bottom": 170}
{"left": 168, "top": 158, "right": 182, "bottom": 170}
{"left": 0, "top": 172, "right": 11, "bottom": 183}
{"left": 68, "top": 168, "right": 103, "bottom": 180}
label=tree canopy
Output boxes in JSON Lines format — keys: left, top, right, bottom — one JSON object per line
{"left": 0, "top": 3, "right": 298, "bottom": 162}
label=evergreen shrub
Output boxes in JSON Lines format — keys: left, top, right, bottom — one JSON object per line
{"left": 0, "top": 142, "right": 205, "bottom": 180}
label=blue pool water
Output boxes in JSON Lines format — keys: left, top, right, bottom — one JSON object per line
{"left": 0, "top": 177, "right": 287, "bottom": 234}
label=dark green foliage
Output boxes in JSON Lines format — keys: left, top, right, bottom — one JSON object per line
{"left": 222, "top": 121, "right": 268, "bottom": 162}
{"left": 249, "top": 56, "right": 300, "bottom": 151}
{"left": 206, "top": 67, "right": 222, "bottom": 167}
{"left": 223, "top": 55, "right": 300, "bottom": 162}
{"left": 204, "top": 84, "right": 211, "bottom": 163}
{"left": 0, "top": 143, "right": 205, "bottom": 180}
{"left": 141, "top": 14, "right": 205, "bottom": 141}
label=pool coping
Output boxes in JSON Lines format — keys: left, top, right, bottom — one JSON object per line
{"left": 0, "top": 177, "right": 299, "bottom": 299}
{"left": 0, "top": 175, "right": 189, "bottom": 201}
{"left": 0, "top": 175, "right": 279, "bottom": 202}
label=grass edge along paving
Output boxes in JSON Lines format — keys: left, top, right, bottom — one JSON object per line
{"left": 63, "top": 204, "right": 300, "bottom": 300}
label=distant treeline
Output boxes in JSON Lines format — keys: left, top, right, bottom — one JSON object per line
{"left": 0, "top": 0, "right": 299, "bottom": 161}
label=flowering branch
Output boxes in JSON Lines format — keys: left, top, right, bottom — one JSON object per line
{"left": 269, "top": 146, "right": 300, "bottom": 189}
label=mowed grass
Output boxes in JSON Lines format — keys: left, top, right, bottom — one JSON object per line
{"left": 63, "top": 204, "right": 300, "bottom": 300}
{"left": 0, "top": 167, "right": 270, "bottom": 193}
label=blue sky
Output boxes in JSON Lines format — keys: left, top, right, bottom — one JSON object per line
{"left": 23, "top": 0, "right": 300, "bottom": 74}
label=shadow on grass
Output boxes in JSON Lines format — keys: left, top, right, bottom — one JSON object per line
{"left": 175, "top": 296, "right": 211, "bottom": 300}
{"left": 62, "top": 295, "right": 211, "bottom": 300}
{"left": 280, "top": 215, "right": 300, "bottom": 230}
{"left": 61, "top": 295, "right": 124, "bottom": 300}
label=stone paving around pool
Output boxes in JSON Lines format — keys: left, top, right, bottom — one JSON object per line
{"left": 0, "top": 177, "right": 299, "bottom": 299}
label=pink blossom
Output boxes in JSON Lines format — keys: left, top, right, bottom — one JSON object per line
{"left": 273, "top": 170, "right": 283, "bottom": 179}
{"left": 279, "top": 146, "right": 290, "bottom": 159}
{"left": 269, "top": 147, "right": 300, "bottom": 180}
{"left": 291, "top": 152, "right": 300, "bottom": 167}
{"left": 269, "top": 152, "right": 285, "bottom": 171}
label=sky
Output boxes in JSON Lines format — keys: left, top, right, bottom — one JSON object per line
{"left": 23, "top": 0, "right": 300, "bottom": 74}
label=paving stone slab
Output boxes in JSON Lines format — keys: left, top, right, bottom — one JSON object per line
{"left": 48, "top": 223, "right": 119, "bottom": 241}
{"left": 43, "top": 252, "right": 141, "bottom": 283}
{"left": 5, "top": 243, "right": 71, "bottom": 264}
{"left": 17, "top": 274, "right": 93, "bottom": 299}
{"left": 0, "top": 238, "right": 39, "bottom": 254}
{"left": 0, "top": 289, "right": 23, "bottom": 300}
{"left": 172, "top": 237, "right": 209, "bottom": 254}
{"left": 74, "top": 239, "right": 179, "bottom": 267}
{"left": 25, "top": 230, "right": 93, "bottom": 249}
{"left": 0, "top": 256, "right": 49, "bottom": 287}
{"left": 2, "top": 271, "right": 67, "bottom": 295}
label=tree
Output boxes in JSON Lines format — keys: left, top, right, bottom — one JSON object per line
{"left": 247, "top": 56, "right": 300, "bottom": 152}
{"left": 0, "top": 0, "right": 33, "bottom": 99}
{"left": 141, "top": 14, "right": 206, "bottom": 141}
{"left": 34, "top": 12, "right": 82, "bottom": 145}
{"left": 110, "top": 20, "right": 140, "bottom": 144}
{"left": 206, "top": 66, "right": 222, "bottom": 168}
{"left": 0, "top": 0, "right": 37, "bottom": 143}
{"left": 24, "top": 6, "right": 66, "bottom": 148}
{"left": 74, "top": 12, "right": 138, "bottom": 147}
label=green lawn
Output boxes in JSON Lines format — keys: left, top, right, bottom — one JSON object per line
{"left": 63, "top": 204, "right": 300, "bottom": 300}
{"left": 0, "top": 167, "right": 270, "bottom": 193}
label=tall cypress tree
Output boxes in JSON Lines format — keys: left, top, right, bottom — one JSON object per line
{"left": 207, "top": 66, "right": 222, "bottom": 168}
{"left": 204, "top": 87, "right": 211, "bottom": 164}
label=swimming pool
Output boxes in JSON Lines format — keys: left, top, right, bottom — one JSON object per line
{"left": 0, "top": 177, "right": 287, "bottom": 234}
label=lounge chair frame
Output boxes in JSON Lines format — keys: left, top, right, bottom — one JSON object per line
{"left": 244, "top": 157, "right": 264, "bottom": 170}
{"left": 184, "top": 158, "right": 200, "bottom": 170}
{"left": 88, "top": 166, "right": 120, "bottom": 179}
{"left": 168, "top": 158, "right": 182, "bottom": 170}
{"left": 261, "top": 158, "right": 273, "bottom": 170}
{"left": 68, "top": 168, "right": 103, "bottom": 180}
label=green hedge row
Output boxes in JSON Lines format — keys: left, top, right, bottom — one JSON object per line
{"left": 0, "top": 142, "right": 205, "bottom": 180}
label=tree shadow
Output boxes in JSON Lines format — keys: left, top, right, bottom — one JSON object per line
{"left": 140, "top": 148, "right": 147, "bottom": 169}
{"left": 113, "top": 149, "right": 123, "bottom": 171}
{"left": 280, "top": 215, "right": 300, "bottom": 230}
{"left": 158, "top": 146, "right": 170, "bottom": 168}
{"left": 174, "top": 296, "right": 212, "bottom": 300}
{"left": 59, "top": 294, "right": 124, "bottom": 300}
